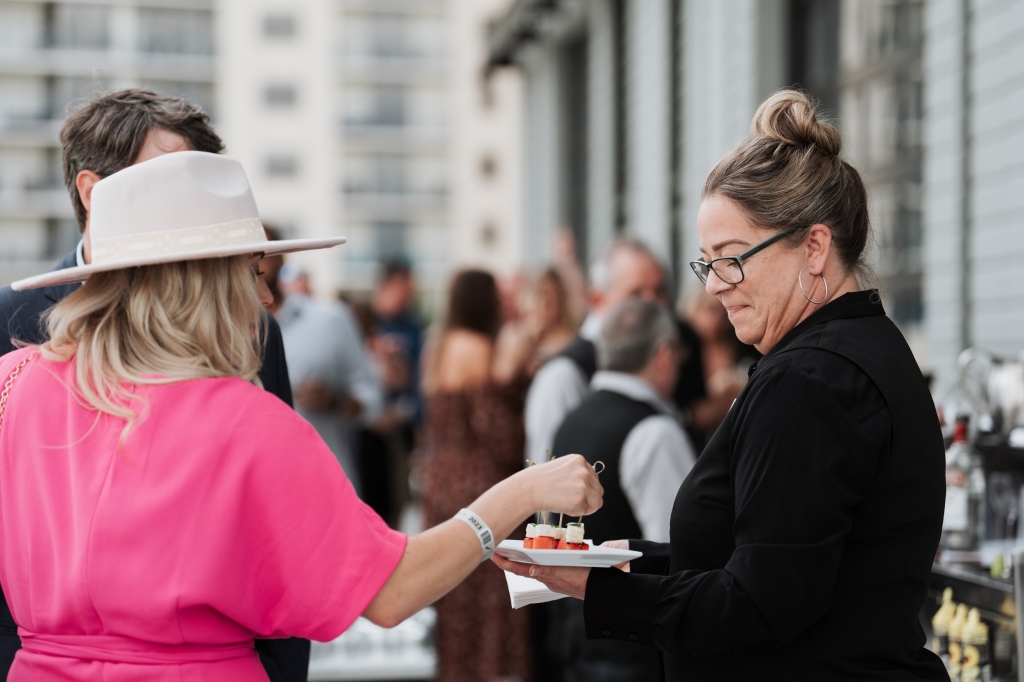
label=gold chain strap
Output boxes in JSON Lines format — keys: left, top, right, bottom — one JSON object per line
{"left": 0, "top": 353, "right": 35, "bottom": 434}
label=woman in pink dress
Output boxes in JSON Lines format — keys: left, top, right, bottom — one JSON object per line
{"left": 0, "top": 151, "right": 603, "bottom": 682}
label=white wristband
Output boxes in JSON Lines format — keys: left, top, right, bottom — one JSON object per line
{"left": 455, "top": 508, "right": 495, "bottom": 562}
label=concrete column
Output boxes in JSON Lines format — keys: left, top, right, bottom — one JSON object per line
{"left": 961, "top": 0, "right": 1024, "bottom": 361}
{"left": 585, "top": 0, "right": 617, "bottom": 265}
{"left": 922, "top": 0, "right": 970, "bottom": 393}
{"left": 624, "top": 0, "right": 671, "bottom": 255}
{"left": 679, "top": 0, "right": 761, "bottom": 297}
{"left": 519, "top": 43, "right": 562, "bottom": 266}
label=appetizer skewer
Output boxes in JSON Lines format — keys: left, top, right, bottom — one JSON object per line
{"left": 522, "top": 456, "right": 603, "bottom": 549}
{"left": 557, "top": 522, "right": 589, "bottom": 550}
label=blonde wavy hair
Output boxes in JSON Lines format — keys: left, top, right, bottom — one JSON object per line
{"left": 41, "top": 255, "right": 265, "bottom": 444}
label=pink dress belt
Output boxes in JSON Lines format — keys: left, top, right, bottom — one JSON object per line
{"left": 20, "top": 632, "right": 255, "bottom": 665}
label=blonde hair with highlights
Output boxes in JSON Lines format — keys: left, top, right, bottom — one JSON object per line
{"left": 41, "top": 255, "right": 265, "bottom": 444}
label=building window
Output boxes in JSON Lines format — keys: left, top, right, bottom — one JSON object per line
{"left": 264, "top": 84, "right": 297, "bottom": 107}
{"left": 480, "top": 222, "right": 498, "bottom": 248}
{"left": 138, "top": 9, "right": 213, "bottom": 55}
{"left": 375, "top": 222, "right": 406, "bottom": 259}
{"left": 788, "top": 0, "right": 841, "bottom": 113}
{"left": 369, "top": 16, "right": 409, "bottom": 57}
{"left": 266, "top": 155, "right": 298, "bottom": 177}
{"left": 371, "top": 87, "right": 406, "bottom": 126}
{"left": 836, "top": 0, "right": 924, "bottom": 327}
{"left": 479, "top": 154, "right": 498, "bottom": 180}
{"left": 263, "top": 14, "right": 296, "bottom": 39}
{"left": 51, "top": 5, "right": 109, "bottom": 50}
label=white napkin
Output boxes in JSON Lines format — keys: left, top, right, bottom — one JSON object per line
{"left": 503, "top": 570, "right": 569, "bottom": 609}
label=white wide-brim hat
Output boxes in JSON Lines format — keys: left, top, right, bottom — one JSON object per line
{"left": 11, "top": 151, "right": 345, "bottom": 291}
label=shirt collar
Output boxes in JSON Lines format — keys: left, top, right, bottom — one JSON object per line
{"left": 590, "top": 371, "right": 677, "bottom": 417}
{"left": 756, "top": 290, "right": 885, "bottom": 370}
{"left": 75, "top": 239, "right": 86, "bottom": 268}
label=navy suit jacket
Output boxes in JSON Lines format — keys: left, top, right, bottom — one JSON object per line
{"left": 0, "top": 252, "right": 308, "bottom": 681}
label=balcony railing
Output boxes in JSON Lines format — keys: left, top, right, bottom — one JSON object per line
{"left": 0, "top": 47, "right": 215, "bottom": 82}
{"left": 0, "top": 188, "right": 75, "bottom": 220}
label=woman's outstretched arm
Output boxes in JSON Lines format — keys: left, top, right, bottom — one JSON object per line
{"left": 362, "top": 454, "right": 603, "bottom": 627}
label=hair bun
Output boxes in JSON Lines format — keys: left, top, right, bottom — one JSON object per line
{"left": 750, "top": 89, "right": 841, "bottom": 157}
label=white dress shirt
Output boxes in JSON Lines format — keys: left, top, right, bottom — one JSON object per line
{"left": 590, "top": 371, "right": 696, "bottom": 542}
{"left": 524, "top": 313, "right": 603, "bottom": 462}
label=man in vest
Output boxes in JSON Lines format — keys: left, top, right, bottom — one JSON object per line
{"left": 525, "top": 239, "right": 712, "bottom": 464}
{"left": 544, "top": 298, "right": 695, "bottom": 681}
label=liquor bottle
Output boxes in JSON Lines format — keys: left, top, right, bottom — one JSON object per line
{"left": 941, "top": 417, "right": 986, "bottom": 550}
{"left": 947, "top": 604, "right": 968, "bottom": 681}
{"left": 960, "top": 608, "right": 992, "bottom": 682}
{"left": 931, "top": 588, "right": 955, "bottom": 667}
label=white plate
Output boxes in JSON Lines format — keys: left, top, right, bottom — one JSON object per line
{"left": 495, "top": 540, "right": 642, "bottom": 567}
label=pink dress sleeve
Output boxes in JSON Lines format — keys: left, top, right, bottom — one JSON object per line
{"left": 174, "top": 382, "right": 407, "bottom": 643}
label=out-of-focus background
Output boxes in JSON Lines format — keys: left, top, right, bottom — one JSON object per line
{"left": 1, "top": 1, "right": 1023, "bottom": 680}
{"left": 0, "top": 0, "right": 1020, "bottom": 393}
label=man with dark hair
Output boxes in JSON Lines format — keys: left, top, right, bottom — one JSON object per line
{"left": 362, "top": 259, "right": 423, "bottom": 524}
{"left": 0, "top": 89, "right": 306, "bottom": 682}
{"left": 60, "top": 88, "right": 225, "bottom": 235}
{"left": 372, "top": 258, "right": 422, "bottom": 421}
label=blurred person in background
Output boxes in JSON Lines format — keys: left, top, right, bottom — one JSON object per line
{"left": 421, "top": 269, "right": 543, "bottom": 682}
{"left": 372, "top": 259, "right": 424, "bottom": 426}
{"left": 499, "top": 270, "right": 527, "bottom": 325}
{"left": 548, "top": 299, "right": 696, "bottom": 682}
{"left": 525, "top": 239, "right": 709, "bottom": 463}
{"left": 551, "top": 229, "right": 589, "bottom": 329}
{"left": 262, "top": 228, "right": 383, "bottom": 494}
{"left": 683, "top": 289, "right": 759, "bottom": 435}
{"left": 515, "top": 267, "right": 578, "bottom": 371}
{"left": 0, "top": 90, "right": 304, "bottom": 682}
{"left": 365, "top": 260, "right": 423, "bottom": 527}
{"left": 341, "top": 292, "right": 415, "bottom": 527}
{"left": 278, "top": 263, "right": 312, "bottom": 296}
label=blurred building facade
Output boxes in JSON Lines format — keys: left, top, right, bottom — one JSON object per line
{"left": 487, "top": 0, "right": 1024, "bottom": 393}
{"left": 449, "top": 0, "right": 524, "bottom": 276}
{"left": 218, "top": 0, "right": 453, "bottom": 296}
{"left": 1, "top": 0, "right": 526, "bottom": 301}
{"left": 0, "top": 0, "right": 215, "bottom": 286}
{"left": 923, "top": 0, "right": 1024, "bottom": 394}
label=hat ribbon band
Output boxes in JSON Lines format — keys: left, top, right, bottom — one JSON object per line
{"left": 89, "top": 217, "right": 267, "bottom": 265}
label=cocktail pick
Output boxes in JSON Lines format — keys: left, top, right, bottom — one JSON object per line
{"left": 579, "top": 460, "right": 605, "bottom": 524}
{"left": 546, "top": 450, "right": 556, "bottom": 525}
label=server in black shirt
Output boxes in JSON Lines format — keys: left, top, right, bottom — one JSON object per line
{"left": 496, "top": 89, "right": 947, "bottom": 681}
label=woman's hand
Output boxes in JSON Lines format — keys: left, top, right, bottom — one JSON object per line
{"left": 492, "top": 555, "right": 591, "bottom": 600}
{"left": 362, "top": 455, "right": 600, "bottom": 627}
{"left": 520, "top": 454, "right": 603, "bottom": 517}
{"left": 601, "top": 540, "right": 631, "bottom": 572}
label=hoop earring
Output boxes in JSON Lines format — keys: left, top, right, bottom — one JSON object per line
{"left": 798, "top": 265, "right": 828, "bottom": 305}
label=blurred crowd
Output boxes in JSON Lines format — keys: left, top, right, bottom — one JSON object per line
{"left": 266, "top": 230, "right": 756, "bottom": 682}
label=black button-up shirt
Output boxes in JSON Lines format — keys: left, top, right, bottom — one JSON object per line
{"left": 584, "top": 291, "right": 947, "bottom": 681}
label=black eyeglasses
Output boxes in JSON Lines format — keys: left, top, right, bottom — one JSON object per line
{"left": 689, "top": 224, "right": 805, "bottom": 285}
